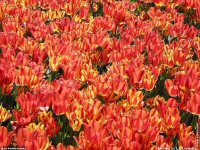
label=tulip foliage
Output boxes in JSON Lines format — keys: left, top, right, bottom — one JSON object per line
{"left": 0, "top": 0, "right": 200, "bottom": 149}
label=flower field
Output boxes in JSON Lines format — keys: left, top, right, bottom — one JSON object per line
{"left": 0, "top": 0, "right": 200, "bottom": 149}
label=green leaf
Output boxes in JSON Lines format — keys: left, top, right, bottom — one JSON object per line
{"left": 172, "top": 135, "right": 179, "bottom": 148}
{"left": 97, "top": 95, "right": 106, "bottom": 104}
{"left": 51, "top": 113, "right": 82, "bottom": 147}
{"left": 90, "top": 2, "right": 104, "bottom": 18}
{"left": 143, "top": 68, "right": 172, "bottom": 101}
{"left": 181, "top": 110, "right": 199, "bottom": 133}
{"left": 130, "top": 0, "right": 138, "bottom": 2}
{"left": 45, "top": 67, "right": 64, "bottom": 82}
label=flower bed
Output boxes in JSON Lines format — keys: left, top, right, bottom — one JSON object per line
{"left": 0, "top": 0, "right": 200, "bottom": 149}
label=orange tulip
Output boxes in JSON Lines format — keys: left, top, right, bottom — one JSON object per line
{"left": 0, "top": 105, "right": 12, "bottom": 123}
{"left": 13, "top": 109, "right": 38, "bottom": 126}
{"left": 178, "top": 124, "right": 197, "bottom": 148}
{"left": 15, "top": 64, "right": 44, "bottom": 88}
{"left": 37, "top": 111, "right": 61, "bottom": 137}
{"left": 126, "top": 88, "right": 144, "bottom": 108}
{"left": 165, "top": 79, "right": 179, "bottom": 97}
{"left": 0, "top": 126, "right": 13, "bottom": 148}
{"left": 16, "top": 127, "right": 51, "bottom": 150}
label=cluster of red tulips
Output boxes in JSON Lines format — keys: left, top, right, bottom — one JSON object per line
{"left": 0, "top": 0, "right": 200, "bottom": 149}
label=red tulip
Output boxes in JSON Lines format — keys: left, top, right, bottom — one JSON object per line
{"left": 16, "top": 128, "right": 50, "bottom": 150}
{"left": 0, "top": 126, "right": 13, "bottom": 148}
